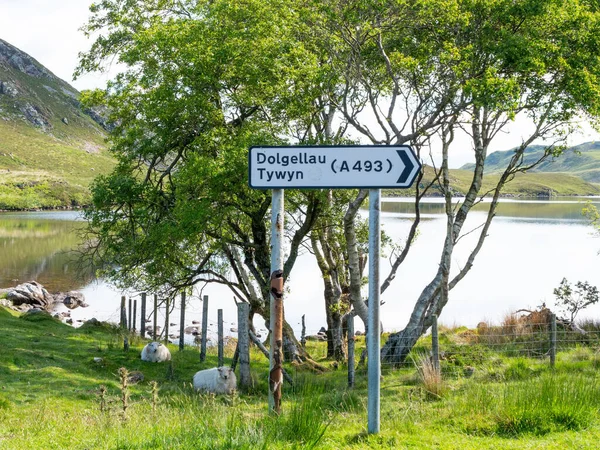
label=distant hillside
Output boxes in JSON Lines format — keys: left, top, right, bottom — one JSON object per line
{"left": 0, "top": 38, "right": 114, "bottom": 210}
{"left": 460, "top": 142, "right": 600, "bottom": 183}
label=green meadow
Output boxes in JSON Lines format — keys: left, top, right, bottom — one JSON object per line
{"left": 1, "top": 306, "right": 600, "bottom": 449}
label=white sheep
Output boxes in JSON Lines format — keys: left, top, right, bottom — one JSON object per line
{"left": 193, "top": 367, "right": 237, "bottom": 394}
{"left": 140, "top": 341, "right": 172, "bottom": 362}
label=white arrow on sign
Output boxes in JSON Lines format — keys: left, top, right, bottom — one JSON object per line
{"left": 248, "top": 145, "right": 421, "bottom": 189}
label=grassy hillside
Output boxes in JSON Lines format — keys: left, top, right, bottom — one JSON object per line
{"left": 0, "top": 38, "right": 114, "bottom": 210}
{"left": 460, "top": 142, "right": 600, "bottom": 183}
{"left": 387, "top": 164, "right": 600, "bottom": 197}
{"left": 1, "top": 306, "right": 600, "bottom": 449}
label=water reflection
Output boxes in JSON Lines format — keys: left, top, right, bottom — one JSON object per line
{"left": 382, "top": 196, "right": 600, "bottom": 221}
{"left": 0, "top": 212, "right": 93, "bottom": 292}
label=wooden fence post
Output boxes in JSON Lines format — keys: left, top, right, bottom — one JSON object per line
{"left": 550, "top": 313, "right": 557, "bottom": 368}
{"left": 218, "top": 308, "right": 224, "bottom": 367}
{"left": 431, "top": 314, "right": 440, "bottom": 373}
{"left": 128, "top": 297, "right": 132, "bottom": 331}
{"left": 120, "top": 296, "right": 129, "bottom": 351}
{"left": 301, "top": 314, "right": 306, "bottom": 348}
{"left": 140, "top": 292, "right": 146, "bottom": 338}
{"left": 164, "top": 297, "right": 170, "bottom": 344}
{"left": 153, "top": 294, "right": 158, "bottom": 341}
{"left": 179, "top": 292, "right": 186, "bottom": 351}
{"left": 237, "top": 302, "right": 251, "bottom": 390}
{"left": 347, "top": 315, "right": 355, "bottom": 388}
{"left": 200, "top": 295, "right": 209, "bottom": 362}
{"left": 133, "top": 299, "right": 137, "bottom": 333}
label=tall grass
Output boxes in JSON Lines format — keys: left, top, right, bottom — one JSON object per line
{"left": 457, "top": 373, "right": 600, "bottom": 436}
{"left": 414, "top": 353, "right": 446, "bottom": 398}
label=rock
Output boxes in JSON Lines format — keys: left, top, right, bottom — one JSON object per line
{"left": 61, "top": 117, "right": 68, "bottom": 125}
{"left": 19, "top": 103, "right": 50, "bottom": 128}
{"left": 318, "top": 326, "right": 327, "bottom": 334}
{"left": 128, "top": 371, "right": 144, "bottom": 384}
{"left": 306, "top": 334, "right": 326, "bottom": 342}
{"left": 230, "top": 327, "right": 238, "bottom": 333}
{"left": 184, "top": 326, "right": 199, "bottom": 334}
{"left": 355, "top": 330, "right": 364, "bottom": 336}
{"left": 7, "top": 281, "right": 53, "bottom": 308}
{"left": 54, "top": 291, "right": 86, "bottom": 309}
{"left": 93, "top": 357, "right": 104, "bottom": 364}
{"left": 66, "top": 318, "right": 73, "bottom": 324}
{"left": 0, "top": 80, "right": 18, "bottom": 97}
{"left": 192, "top": 320, "right": 200, "bottom": 324}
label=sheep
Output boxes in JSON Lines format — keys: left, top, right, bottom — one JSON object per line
{"left": 193, "top": 367, "right": 237, "bottom": 394}
{"left": 140, "top": 341, "right": 172, "bottom": 362}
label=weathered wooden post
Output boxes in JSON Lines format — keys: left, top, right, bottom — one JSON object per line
{"left": 120, "top": 295, "right": 129, "bottom": 351}
{"left": 218, "top": 308, "right": 224, "bottom": 367}
{"left": 200, "top": 295, "right": 209, "bottom": 362}
{"left": 140, "top": 292, "right": 147, "bottom": 338}
{"left": 153, "top": 294, "right": 158, "bottom": 341}
{"left": 128, "top": 297, "right": 132, "bottom": 331}
{"left": 269, "top": 270, "right": 284, "bottom": 414}
{"left": 431, "top": 314, "right": 440, "bottom": 373}
{"left": 237, "top": 302, "right": 251, "bottom": 390}
{"left": 164, "top": 297, "right": 170, "bottom": 344}
{"left": 301, "top": 314, "right": 306, "bottom": 348}
{"left": 347, "top": 314, "right": 355, "bottom": 388}
{"left": 550, "top": 313, "right": 557, "bottom": 368}
{"left": 179, "top": 292, "right": 186, "bottom": 351}
{"left": 133, "top": 299, "right": 137, "bottom": 333}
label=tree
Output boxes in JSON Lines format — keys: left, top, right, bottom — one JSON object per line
{"left": 553, "top": 278, "right": 599, "bottom": 324}
{"left": 76, "top": 0, "right": 334, "bottom": 362}
{"left": 304, "top": 0, "right": 600, "bottom": 365}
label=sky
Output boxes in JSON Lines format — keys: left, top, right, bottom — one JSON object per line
{"left": 1, "top": 0, "right": 599, "bottom": 167}
{"left": 0, "top": 0, "right": 113, "bottom": 91}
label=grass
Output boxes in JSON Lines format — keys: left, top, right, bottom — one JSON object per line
{"left": 386, "top": 165, "right": 600, "bottom": 198}
{"left": 0, "top": 117, "right": 114, "bottom": 210}
{"left": 2, "top": 307, "right": 600, "bottom": 449}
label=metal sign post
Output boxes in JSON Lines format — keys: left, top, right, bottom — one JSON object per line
{"left": 367, "top": 188, "right": 381, "bottom": 434}
{"left": 249, "top": 145, "right": 420, "bottom": 428}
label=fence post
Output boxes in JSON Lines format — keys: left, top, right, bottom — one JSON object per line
{"left": 347, "top": 315, "right": 355, "bottom": 388}
{"left": 218, "top": 309, "right": 224, "bottom": 367}
{"left": 200, "top": 295, "right": 209, "bottom": 362}
{"left": 237, "top": 302, "right": 251, "bottom": 390}
{"left": 153, "top": 294, "right": 158, "bottom": 341}
{"left": 128, "top": 297, "right": 132, "bottom": 331}
{"left": 164, "top": 297, "right": 170, "bottom": 344}
{"left": 120, "top": 296, "right": 129, "bottom": 351}
{"left": 133, "top": 299, "right": 137, "bottom": 333}
{"left": 301, "top": 314, "right": 306, "bottom": 348}
{"left": 550, "top": 313, "right": 557, "bottom": 369}
{"left": 431, "top": 314, "right": 440, "bottom": 373}
{"left": 179, "top": 292, "right": 186, "bottom": 351}
{"left": 140, "top": 292, "right": 147, "bottom": 338}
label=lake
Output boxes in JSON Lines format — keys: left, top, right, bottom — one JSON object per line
{"left": 2, "top": 198, "right": 600, "bottom": 339}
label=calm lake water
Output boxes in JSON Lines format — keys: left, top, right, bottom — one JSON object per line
{"left": 2, "top": 197, "right": 600, "bottom": 337}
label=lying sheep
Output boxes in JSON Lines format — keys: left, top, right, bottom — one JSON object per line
{"left": 193, "top": 367, "right": 237, "bottom": 394}
{"left": 140, "top": 341, "right": 172, "bottom": 362}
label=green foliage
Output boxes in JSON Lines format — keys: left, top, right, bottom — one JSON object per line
{"left": 554, "top": 278, "right": 600, "bottom": 323}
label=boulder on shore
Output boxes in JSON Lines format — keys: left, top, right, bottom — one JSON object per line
{"left": 7, "top": 281, "right": 53, "bottom": 308}
{"left": 54, "top": 291, "right": 88, "bottom": 309}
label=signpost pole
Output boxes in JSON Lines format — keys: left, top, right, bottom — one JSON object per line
{"left": 269, "top": 188, "right": 284, "bottom": 414}
{"left": 367, "top": 188, "right": 381, "bottom": 434}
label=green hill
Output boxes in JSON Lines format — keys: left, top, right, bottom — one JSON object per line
{"left": 460, "top": 142, "right": 600, "bottom": 183}
{"left": 0, "top": 38, "right": 115, "bottom": 210}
